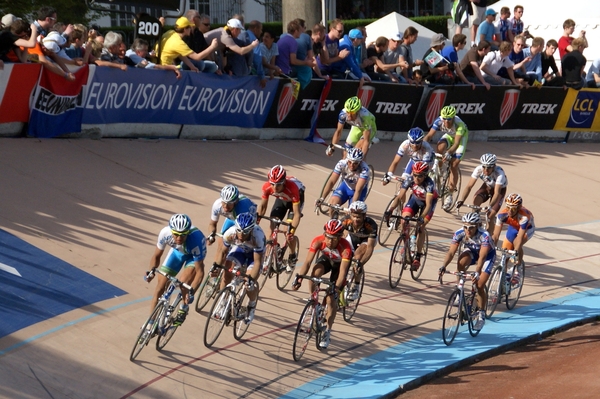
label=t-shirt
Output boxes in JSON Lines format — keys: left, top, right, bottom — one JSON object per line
{"left": 494, "top": 18, "right": 512, "bottom": 42}
{"left": 481, "top": 50, "right": 514, "bottom": 76}
{"left": 459, "top": 46, "right": 484, "bottom": 77}
{"left": 558, "top": 36, "right": 573, "bottom": 60}
{"left": 397, "top": 43, "right": 413, "bottom": 78}
{"left": 184, "top": 28, "right": 209, "bottom": 53}
{"left": 365, "top": 45, "right": 381, "bottom": 74}
{"left": 0, "top": 30, "right": 18, "bottom": 62}
{"left": 160, "top": 30, "right": 193, "bottom": 65}
{"left": 440, "top": 45, "right": 458, "bottom": 64}
{"left": 476, "top": 20, "right": 495, "bottom": 44}
{"left": 508, "top": 17, "right": 524, "bottom": 36}
{"left": 295, "top": 32, "right": 311, "bottom": 61}
{"left": 561, "top": 50, "right": 586, "bottom": 83}
{"left": 275, "top": 33, "right": 298, "bottom": 74}
{"left": 585, "top": 57, "right": 600, "bottom": 82}
{"left": 259, "top": 42, "right": 278, "bottom": 63}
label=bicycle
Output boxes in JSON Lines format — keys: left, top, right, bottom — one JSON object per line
{"left": 314, "top": 201, "right": 349, "bottom": 219}
{"left": 317, "top": 143, "right": 375, "bottom": 214}
{"left": 430, "top": 152, "right": 462, "bottom": 213}
{"left": 257, "top": 216, "right": 299, "bottom": 292}
{"left": 486, "top": 247, "right": 525, "bottom": 318}
{"left": 292, "top": 274, "right": 336, "bottom": 361}
{"left": 342, "top": 258, "right": 365, "bottom": 322}
{"left": 438, "top": 268, "right": 487, "bottom": 346}
{"left": 203, "top": 264, "right": 255, "bottom": 348}
{"left": 388, "top": 215, "right": 429, "bottom": 288}
{"left": 457, "top": 204, "right": 490, "bottom": 230}
{"left": 378, "top": 174, "right": 405, "bottom": 246}
{"left": 194, "top": 264, "right": 224, "bottom": 313}
{"left": 130, "top": 269, "right": 192, "bottom": 361}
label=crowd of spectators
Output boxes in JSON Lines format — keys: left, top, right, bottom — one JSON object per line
{"left": 1, "top": 4, "right": 598, "bottom": 90}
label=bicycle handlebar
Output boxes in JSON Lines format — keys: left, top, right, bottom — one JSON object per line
{"left": 315, "top": 201, "right": 349, "bottom": 216}
{"left": 296, "top": 274, "right": 335, "bottom": 287}
{"left": 382, "top": 173, "right": 405, "bottom": 183}
{"left": 259, "top": 216, "right": 293, "bottom": 227}
{"left": 438, "top": 268, "right": 478, "bottom": 285}
{"left": 456, "top": 203, "right": 490, "bottom": 217}
{"left": 495, "top": 247, "right": 518, "bottom": 256}
{"left": 149, "top": 268, "right": 193, "bottom": 290}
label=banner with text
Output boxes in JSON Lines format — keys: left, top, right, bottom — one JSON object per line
{"left": 82, "top": 68, "right": 278, "bottom": 128}
{"left": 554, "top": 88, "right": 600, "bottom": 131}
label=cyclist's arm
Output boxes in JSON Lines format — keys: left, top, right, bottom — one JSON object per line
{"left": 387, "top": 154, "right": 402, "bottom": 175}
{"left": 190, "top": 259, "right": 205, "bottom": 293}
{"left": 290, "top": 201, "right": 302, "bottom": 232}
{"left": 447, "top": 132, "right": 462, "bottom": 154}
{"left": 352, "top": 177, "right": 367, "bottom": 202}
{"left": 150, "top": 247, "right": 164, "bottom": 269}
{"left": 358, "top": 131, "right": 371, "bottom": 157}
{"left": 336, "top": 259, "right": 351, "bottom": 290}
{"left": 330, "top": 121, "right": 345, "bottom": 149}
{"left": 250, "top": 251, "right": 263, "bottom": 280}
{"left": 488, "top": 183, "right": 503, "bottom": 210}
{"left": 491, "top": 222, "right": 503, "bottom": 244}
{"left": 458, "top": 177, "right": 477, "bottom": 204}
{"left": 421, "top": 193, "right": 434, "bottom": 219}
{"left": 359, "top": 237, "right": 377, "bottom": 264}
{"left": 391, "top": 186, "right": 408, "bottom": 209}
{"left": 513, "top": 227, "right": 527, "bottom": 253}
{"left": 214, "top": 240, "right": 229, "bottom": 265}
{"left": 296, "top": 244, "right": 318, "bottom": 278}
{"left": 257, "top": 197, "right": 269, "bottom": 219}
{"left": 475, "top": 244, "right": 490, "bottom": 274}
{"left": 424, "top": 127, "right": 437, "bottom": 143}
{"left": 441, "top": 242, "right": 459, "bottom": 269}
{"left": 321, "top": 172, "right": 340, "bottom": 199}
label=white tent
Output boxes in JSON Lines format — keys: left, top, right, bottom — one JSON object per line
{"left": 365, "top": 12, "right": 448, "bottom": 61}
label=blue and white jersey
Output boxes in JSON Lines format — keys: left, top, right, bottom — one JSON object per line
{"left": 210, "top": 195, "right": 257, "bottom": 222}
{"left": 470, "top": 165, "right": 508, "bottom": 189}
{"left": 333, "top": 159, "right": 370, "bottom": 191}
{"left": 396, "top": 139, "right": 435, "bottom": 164}
{"left": 451, "top": 227, "right": 492, "bottom": 254}
{"left": 156, "top": 226, "right": 207, "bottom": 261}
{"left": 223, "top": 225, "right": 266, "bottom": 254}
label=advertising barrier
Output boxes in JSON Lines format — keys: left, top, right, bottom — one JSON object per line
{"left": 554, "top": 88, "right": 600, "bottom": 131}
{"left": 0, "top": 64, "right": 41, "bottom": 124}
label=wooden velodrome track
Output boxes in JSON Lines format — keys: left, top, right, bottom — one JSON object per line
{"left": 0, "top": 138, "right": 599, "bottom": 398}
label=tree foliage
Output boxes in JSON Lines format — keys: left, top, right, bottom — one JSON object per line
{"left": 0, "top": 0, "right": 107, "bottom": 26}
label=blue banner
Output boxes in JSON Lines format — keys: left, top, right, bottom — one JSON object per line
{"left": 82, "top": 68, "right": 279, "bottom": 128}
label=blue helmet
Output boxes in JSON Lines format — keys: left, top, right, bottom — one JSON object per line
{"left": 235, "top": 212, "right": 255, "bottom": 233}
{"left": 346, "top": 147, "right": 364, "bottom": 162}
{"left": 407, "top": 127, "right": 425, "bottom": 144}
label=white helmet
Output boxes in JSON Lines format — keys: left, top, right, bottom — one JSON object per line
{"left": 220, "top": 184, "right": 239, "bottom": 202}
{"left": 348, "top": 201, "right": 368, "bottom": 213}
{"left": 169, "top": 214, "right": 191, "bottom": 233}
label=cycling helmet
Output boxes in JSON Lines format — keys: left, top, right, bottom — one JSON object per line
{"left": 324, "top": 219, "right": 344, "bottom": 236}
{"left": 505, "top": 193, "right": 523, "bottom": 207}
{"left": 220, "top": 184, "right": 239, "bottom": 203}
{"left": 440, "top": 105, "right": 457, "bottom": 119}
{"left": 407, "top": 127, "right": 425, "bottom": 144}
{"left": 461, "top": 212, "right": 480, "bottom": 225}
{"left": 480, "top": 153, "right": 497, "bottom": 167}
{"left": 169, "top": 214, "right": 191, "bottom": 233}
{"left": 268, "top": 165, "right": 287, "bottom": 184}
{"left": 412, "top": 161, "right": 429, "bottom": 175}
{"left": 346, "top": 147, "right": 364, "bottom": 162}
{"left": 235, "top": 212, "right": 255, "bottom": 233}
{"left": 344, "top": 96, "right": 362, "bottom": 113}
{"left": 348, "top": 201, "right": 368, "bottom": 214}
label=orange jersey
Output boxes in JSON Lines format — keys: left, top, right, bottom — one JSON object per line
{"left": 496, "top": 206, "right": 534, "bottom": 230}
{"left": 308, "top": 234, "right": 353, "bottom": 262}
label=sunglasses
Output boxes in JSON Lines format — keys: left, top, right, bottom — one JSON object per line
{"left": 463, "top": 225, "right": 477, "bottom": 230}
{"left": 324, "top": 233, "right": 340, "bottom": 239}
{"left": 236, "top": 227, "right": 253, "bottom": 235}
{"left": 413, "top": 174, "right": 426, "bottom": 179}
{"left": 202, "top": 22, "right": 210, "bottom": 26}
{"left": 270, "top": 182, "right": 284, "bottom": 187}
{"left": 409, "top": 140, "right": 422, "bottom": 145}
{"left": 171, "top": 230, "right": 189, "bottom": 237}
{"left": 442, "top": 117, "right": 453, "bottom": 121}
{"left": 482, "top": 165, "right": 495, "bottom": 169}
{"left": 336, "top": 29, "right": 344, "bottom": 34}
{"left": 507, "top": 205, "right": 519, "bottom": 210}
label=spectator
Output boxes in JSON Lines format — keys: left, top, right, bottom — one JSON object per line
{"left": 480, "top": 40, "right": 524, "bottom": 87}
{"left": 494, "top": 7, "right": 514, "bottom": 44}
{"left": 226, "top": 14, "right": 254, "bottom": 77}
{"left": 500, "top": 34, "right": 533, "bottom": 85}
{"left": 275, "top": 20, "right": 313, "bottom": 78}
{"left": 585, "top": 57, "right": 600, "bottom": 88}
{"left": 458, "top": 40, "right": 492, "bottom": 89}
{"left": 65, "top": 27, "right": 87, "bottom": 59}
{"left": 204, "top": 18, "right": 258, "bottom": 74}
{"left": 310, "top": 24, "right": 327, "bottom": 77}
{"left": 246, "top": 20, "right": 267, "bottom": 86}
{"left": 160, "top": 16, "right": 218, "bottom": 72}
{"left": 558, "top": 19, "right": 588, "bottom": 60}
{"left": 316, "top": 19, "right": 350, "bottom": 77}
{"left": 382, "top": 32, "right": 408, "bottom": 80}
{"left": 451, "top": 0, "right": 470, "bottom": 35}
{"left": 260, "top": 29, "right": 281, "bottom": 78}
{"left": 292, "top": 18, "right": 315, "bottom": 88}
{"left": 42, "top": 30, "right": 82, "bottom": 66}
{"left": 476, "top": 9, "right": 499, "bottom": 50}
{"left": 0, "top": 19, "right": 38, "bottom": 64}
{"left": 184, "top": 11, "right": 211, "bottom": 54}
{"left": 441, "top": 33, "right": 476, "bottom": 88}
{"left": 522, "top": 36, "right": 545, "bottom": 83}
{"left": 330, "top": 28, "right": 370, "bottom": 82}
{"left": 354, "top": 26, "right": 368, "bottom": 72}
{"left": 365, "top": 36, "right": 402, "bottom": 82}
{"left": 561, "top": 37, "right": 586, "bottom": 89}
{"left": 468, "top": 0, "right": 488, "bottom": 47}
{"left": 509, "top": 5, "right": 532, "bottom": 41}
{"left": 125, "top": 38, "right": 181, "bottom": 78}
{"left": 1, "top": 13, "right": 19, "bottom": 29}
{"left": 412, "top": 69, "right": 423, "bottom": 84}
{"left": 397, "top": 26, "right": 423, "bottom": 85}
{"left": 96, "top": 31, "right": 127, "bottom": 71}
{"left": 541, "top": 39, "right": 564, "bottom": 87}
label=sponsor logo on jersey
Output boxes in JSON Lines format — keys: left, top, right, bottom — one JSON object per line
{"left": 425, "top": 89, "right": 447, "bottom": 127}
{"left": 277, "top": 82, "right": 296, "bottom": 124}
{"left": 499, "top": 89, "right": 520, "bottom": 126}
{"left": 357, "top": 85, "right": 375, "bottom": 108}
{"left": 566, "top": 90, "right": 599, "bottom": 129}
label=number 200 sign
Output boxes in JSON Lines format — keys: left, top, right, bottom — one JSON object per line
{"left": 138, "top": 21, "right": 160, "bottom": 36}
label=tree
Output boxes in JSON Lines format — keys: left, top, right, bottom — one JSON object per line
{"left": 0, "top": 0, "right": 107, "bottom": 26}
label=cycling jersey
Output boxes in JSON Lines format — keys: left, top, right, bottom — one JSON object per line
{"left": 496, "top": 206, "right": 535, "bottom": 231}
{"left": 211, "top": 195, "right": 257, "bottom": 233}
{"left": 338, "top": 107, "right": 377, "bottom": 145}
{"left": 396, "top": 139, "right": 435, "bottom": 163}
{"left": 308, "top": 234, "right": 353, "bottom": 263}
{"left": 401, "top": 175, "right": 439, "bottom": 204}
{"left": 471, "top": 165, "right": 508, "bottom": 188}
{"left": 430, "top": 115, "right": 469, "bottom": 159}
{"left": 222, "top": 225, "right": 266, "bottom": 254}
{"left": 451, "top": 226, "right": 496, "bottom": 272}
{"left": 341, "top": 216, "right": 378, "bottom": 249}
{"left": 157, "top": 226, "right": 207, "bottom": 276}
{"left": 261, "top": 178, "right": 304, "bottom": 204}
{"left": 333, "top": 159, "right": 370, "bottom": 191}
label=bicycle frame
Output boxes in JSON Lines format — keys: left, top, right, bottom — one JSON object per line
{"left": 486, "top": 247, "right": 524, "bottom": 317}
{"left": 258, "top": 216, "right": 296, "bottom": 291}
{"left": 388, "top": 215, "right": 427, "bottom": 288}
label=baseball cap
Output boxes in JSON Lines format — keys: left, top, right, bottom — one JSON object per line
{"left": 389, "top": 32, "right": 403, "bottom": 41}
{"left": 175, "top": 17, "right": 192, "bottom": 29}
{"left": 430, "top": 33, "right": 447, "bottom": 47}
{"left": 1, "top": 13, "right": 20, "bottom": 28}
{"left": 485, "top": 9, "right": 497, "bottom": 16}
{"left": 42, "top": 31, "right": 67, "bottom": 53}
{"left": 348, "top": 28, "right": 364, "bottom": 39}
{"left": 227, "top": 18, "right": 244, "bottom": 29}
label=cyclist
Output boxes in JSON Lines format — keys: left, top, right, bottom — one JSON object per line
{"left": 292, "top": 219, "right": 353, "bottom": 349}
{"left": 208, "top": 184, "right": 257, "bottom": 247}
{"left": 423, "top": 105, "right": 469, "bottom": 210}
{"left": 146, "top": 214, "right": 207, "bottom": 327}
{"left": 456, "top": 153, "right": 508, "bottom": 233}
{"left": 212, "top": 212, "right": 265, "bottom": 324}
{"left": 492, "top": 193, "right": 535, "bottom": 267}
{"left": 439, "top": 212, "right": 495, "bottom": 331}
{"left": 383, "top": 127, "right": 435, "bottom": 185}
{"left": 383, "top": 161, "right": 438, "bottom": 270}
{"left": 340, "top": 201, "right": 377, "bottom": 300}
{"left": 257, "top": 165, "right": 305, "bottom": 271}
{"left": 317, "top": 147, "right": 370, "bottom": 217}
{"left": 326, "top": 96, "right": 378, "bottom": 159}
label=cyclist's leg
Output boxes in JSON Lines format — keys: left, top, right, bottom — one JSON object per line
{"left": 473, "top": 184, "right": 490, "bottom": 206}
{"left": 269, "top": 197, "right": 287, "bottom": 237}
{"left": 244, "top": 253, "right": 259, "bottom": 314}
{"left": 325, "top": 263, "right": 341, "bottom": 330}
{"left": 309, "top": 256, "right": 329, "bottom": 293}
{"left": 345, "top": 126, "right": 363, "bottom": 152}
{"left": 502, "top": 226, "right": 518, "bottom": 251}
{"left": 450, "top": 137, "right": 466, "bottom": 190}
{"left": 476, "top": 250, "right": 497, "bottom": 309}
{"left": 487, "top": 187, "right": 506, "bottom": 234}
{"left": 353, "top": 244, "right": 368, "bottom": 282}
{"left": 222, "top": 248, "right": 246, "bottom": 289}
{"left": 436, "top": 135, "right": 451, "bottom": 154}
{"left": 457, "top": 249, "right": 475, "bottom": 282}
{"left": 152, "top": 249, "right": 184, "bottom": 312}
{"left": 417, "top": 200, "right": 436, "bottom": 255}
{"left": 330, "top": 183, "right": 351, "bottom": 216}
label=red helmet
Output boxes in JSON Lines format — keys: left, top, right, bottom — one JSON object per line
{"left": 324, "top": 219, "right": 344, "bottom": 236}
{"left": 268, "top": 165, "right": 287, "bottom": 184}
{"left": 412, "top": 161, "right": 429, "bottom": 175}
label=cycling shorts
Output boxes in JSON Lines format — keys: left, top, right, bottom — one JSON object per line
{"left": 402, "top": 196, "right": 438, "bottom": 221}
{"left": 332, "top": 181, "right": 368, "bottom": 205}
{"left": 505, "top": 225, "right": 535, "bottom": 245}
{"left": 460, "top": 247, "right": 497, "bottom": 274}
{"left": 314, "top": 255, "right": 343, "bottom": 283}
{"left": 345, "top": 125, "right": 377, "bottom": 147}
{"left": 227, "top": 247, "right": 256, "bottom": 271}
{"left": 474, "top": 184, "right": 507, "bottom": 212}
{"left": 438, "top": 133, "right": 468, "bottom": 160}
{"left": 159, "top": 248, "right": 196, "bottom": 277}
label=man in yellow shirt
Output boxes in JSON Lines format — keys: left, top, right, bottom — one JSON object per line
{"left": 159, "top": 16, "right": 218, "bottom": 72}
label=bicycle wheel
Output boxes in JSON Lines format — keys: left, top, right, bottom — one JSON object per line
{"left": 343, "top": 268, "right": 365, "bottom": 322}
{"left": 378, "top": 197, "right": 400, "bottom": 246}
{"left": 317, "top": 171, "right": 337, "bottom": 214}
{"left": 292, "top": 301, "right": 316, "bottom": 362}
{"left": 388, "top": 235, "right": 407, "bottom": 289}
{"left": 195, "top": 270, "right": 222, "bottom": 313}
{"left": 316, "top": 302, "right": 329, "bottom": 351}
{"left": 467, "top": 292, "right": 483, "bottom": 337}
{"left": 442, "top": 290, "right": 462, "bottom": 346}
{"left": 257, "top": 244, "right": 273, "bottom": 293}
{"left": 203, "top": 288, "right": 232, "bottom": 348}
{"left": 364, "top": 164, "right": 375, "bottom": 199}
{"left": 411, "top": 227, "right": 428, "bottom": 280}
{"left": 441, "top": 166, "right": 462, "bottom": 213}
{"left": 130, "top": 304, "right": 162, "bottom": 361}
{"left": 233, "top": 285, "right": 251, "bottom": 340}
{"left": 506, "top": 261, "right": 525, "bottom": 310}
{"left": 486, "top": 266, "right": 503, "bottom": 318}
{"left": 156, "top": 294, "right": 182, "bottom": 351}
{"left": 276, "top": 237, "right": 297, "bottom": 291}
